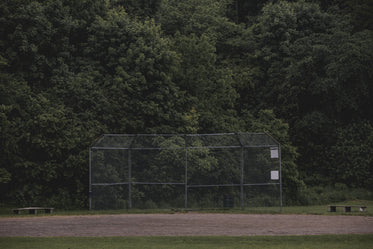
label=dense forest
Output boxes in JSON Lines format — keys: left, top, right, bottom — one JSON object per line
{"left": 1, "top": 0, "right": 372, "bottom": 208}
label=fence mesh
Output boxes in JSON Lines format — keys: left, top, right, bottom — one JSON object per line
{"left": 89, "top": 133, "right": 282, "bottom": 210}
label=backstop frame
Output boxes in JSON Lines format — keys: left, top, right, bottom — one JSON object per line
{"left": 89, "top": 132, "right": 282, "bottom": 211}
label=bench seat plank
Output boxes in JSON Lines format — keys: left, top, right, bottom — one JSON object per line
{"left": 13, "top": 207, "right": 54, "bottom": 215}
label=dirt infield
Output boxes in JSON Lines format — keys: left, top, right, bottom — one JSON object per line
{"left": 1, "top": 214, "right": 373, "bottom": 237}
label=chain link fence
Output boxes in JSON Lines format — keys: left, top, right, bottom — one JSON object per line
{"left": 89, "top": 133, "right": 282, "bottom": 210}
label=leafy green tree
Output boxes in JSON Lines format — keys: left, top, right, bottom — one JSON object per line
{"left": 111, "top": 0, "right": 161, "bottom": 19}
{"left": 227, "top": 0, "right": 271, "bottom": 23}
{"left": 317, "top": 0, "right": 373, "bottom": 31}
{"left": 0, "top": 0, "right": 99, "bottom": 207}
{"left": 0, "top": 70, "right": 30, "bottom": 202}
{"left": 0, "top": 0, "right": 75, "bottom": 90}
{"left": 1, "top": 0, "right": 371, "bottom": 208}
{"left": 0, "top": 71, "right": 91, "bottom": 207}
{"left": 158, "top": 0, "right": 241, "bottom": 133}
{"left": 170, "top": 33, "right": 239, "bottom": 133}
{"left": 246, "top": 0, "right": 373, "bottom": 188}
{"left": 158, "top": 0, "right": 232, "bottom": 37}
{"left": 330, "top": 122, "right": 373, "bottom": 189}
{"left": 83, "top": 7, "right": 185, "bottom": 133}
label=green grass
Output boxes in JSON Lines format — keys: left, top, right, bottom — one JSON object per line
{"left": 1, "top": 235, "right": 373, "bottom": 249}
{"left": 1, "top": 200, "right": 372, "bottom": 217}
{"left": 277, "top": 199, "right": 373, "bottom": 216}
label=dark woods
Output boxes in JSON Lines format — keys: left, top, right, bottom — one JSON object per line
{"left": 1, "top": 0, "right": 372, "bottom": 208}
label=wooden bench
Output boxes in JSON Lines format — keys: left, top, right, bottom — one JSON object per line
{"left": 13, "top": 207, "right": 54, "bottom": 215}
{"left": 328, "top": 205, "right": 366, "bottom": 212}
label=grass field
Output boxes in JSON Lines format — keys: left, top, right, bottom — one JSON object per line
{"left": 2, "top": 199, "right": 372, "bottom": 217}
{"left": 1, "top": 235, "right": 373, "bottom": 249}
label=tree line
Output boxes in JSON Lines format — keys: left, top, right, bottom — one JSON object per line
{"left": 1, "top": 0, "right": 372, "bottom": 208}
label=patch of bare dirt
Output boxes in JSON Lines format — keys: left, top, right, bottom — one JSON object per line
{"left": 1, "top": 214, "right": 372, "bottom": 237}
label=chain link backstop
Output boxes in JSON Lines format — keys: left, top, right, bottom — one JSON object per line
{"left": 89, "top": 133, "right": 282, "bottom": 210}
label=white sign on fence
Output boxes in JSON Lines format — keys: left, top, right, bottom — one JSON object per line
{"left": 271, "top": 170, "right": 279, "bottom": 180}
{"left": 270, "top": 147, "right": 279, "bottom": 158}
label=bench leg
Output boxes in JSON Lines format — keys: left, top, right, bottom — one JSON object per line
{"left": 344, "top": 206, "right": 351, "bottom": 212}
{"left": 29, "top": 209, "right": 36, "bottom": 214}
{"left": 329, "top": 206, "right": 336, "bottom": 212}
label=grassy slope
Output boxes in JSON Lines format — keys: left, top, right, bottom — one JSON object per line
{"left": 2, "top": 200, "right": 372, "bottom": 217}
{"left": 1, "top": 235, "right": 373, "bottom": 249}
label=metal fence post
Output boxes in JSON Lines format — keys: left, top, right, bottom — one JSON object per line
{"left": 240, "top": 145, "right": 244, "bottom": 209}
{"left": 128, "top": 149, "right": 132, "bottom": 209}
{"left": 89, "top": 147, "right": 92, "bottom": 210}
{"left": 264, "top": 130, "right": 283, "bottom": 213}
{"left": 185, "top": 146, "right": 188, "bottom": 209}
{"left": 279, "top": 145, "right": 283, "bottom": 213}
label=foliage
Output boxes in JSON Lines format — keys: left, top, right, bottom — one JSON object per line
{"left": 297, "top": 184, "right": 373, "bottom": 206}
{"left": 1, "top": 235, "right": 373, "bottom": 249}
{"left": 244, "top": 0, "right": 373, "bottom": 189}
{"left": 0, "top": 0, "right": 372, "bottom": 207}
{"left": 330, "top": 122, "right": 373, "bottom": 189}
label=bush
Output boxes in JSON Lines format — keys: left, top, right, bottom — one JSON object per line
{"left": 296, "top": 184, "right": 373, "bottom": 205}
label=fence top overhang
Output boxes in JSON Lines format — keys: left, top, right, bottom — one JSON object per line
{"left": 90, "top": 132, "right": 280, "bottom": 150}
